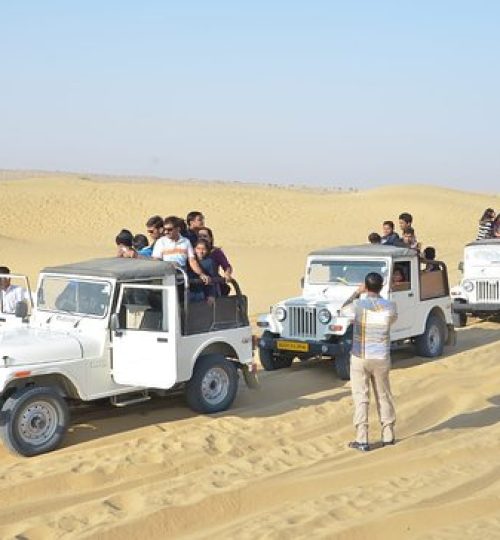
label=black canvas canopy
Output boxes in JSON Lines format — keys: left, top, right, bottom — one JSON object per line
{"left": 41, "top": 258, "right": 178, "bottom": 280}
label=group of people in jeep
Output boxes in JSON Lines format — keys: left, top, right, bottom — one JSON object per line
{"left": 114, "top": 211, "right": 233, "bottom": 303}
{"left": 368, "top": 212, "right": 419, "bottom": 248}
{"left": 476, "top": 208, "right": 500, "bottom": 240}
{"left": 366, "top": 212, "right": 441, "bottom": 289}
{"left": 367, "top": 212, "right": 437, "bottom": 262}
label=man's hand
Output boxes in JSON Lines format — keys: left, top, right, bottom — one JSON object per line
{"left": 356, "top": 283, "right": 366, "bottom": 295}
{"left": 200, "top": 274, "right": 211, "bottom": 285}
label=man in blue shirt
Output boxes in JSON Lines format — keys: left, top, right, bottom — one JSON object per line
{"left": 341, "top": 272, "right": 398, "bottom": 452}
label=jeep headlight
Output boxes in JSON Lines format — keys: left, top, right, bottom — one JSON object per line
{"left": 462, "top": 280, "right": 474, "bottom": 292}
{"left": 274, "top": 306, "right": 287, "bottom": 321}
{"left": 318, "top": 308, "right": 331, "bottom": 324}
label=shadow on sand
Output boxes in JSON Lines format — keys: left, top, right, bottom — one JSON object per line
{"left": 417, "top": 395, "right": 500, "bottom": 436}
{"left": 63, "top": 358, "right": 349, "bottom": 450}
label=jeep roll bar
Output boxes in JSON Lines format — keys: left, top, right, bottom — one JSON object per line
{"left": 174, "top": 268, "right": 248, "bottom": 333}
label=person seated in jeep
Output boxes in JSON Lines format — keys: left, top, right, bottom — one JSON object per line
{"left": 152, "top": 216, "right": 210, "bottom": 285}
{"left": 189, "top": 240, "right": 219, "bottom": 303}
{"left": 392, "top": 267, "right": 405, "bottom": 285}
{"left": 381, "top": 221, "right": 400, "bottom": 245}
{"left": 402, "top": 227, "right": 421, "bottom": 253}
{"left": 115, "top": 230, "right": 138, "bottom": 258}
{"left": 0, "top": 266, "right": 29, "bottom": 314}
{"left": 422, "top": 246, "right": 440, "bottom": 272}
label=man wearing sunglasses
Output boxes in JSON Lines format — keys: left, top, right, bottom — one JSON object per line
{"left": 152, "top": 216, "right": 210, "bottom": 284}
{"left": 138, "top": 215, "right": 164, "bottom": 257}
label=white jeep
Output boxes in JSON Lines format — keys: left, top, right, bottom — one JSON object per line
{"left": 0, "top": 258, "right": 256, "bottom": 456}
{"left": 258, "top": 245, "right": 455, "bottom": 380}
{"left": 451, "top": 239, "right": 500, "bottom": 326}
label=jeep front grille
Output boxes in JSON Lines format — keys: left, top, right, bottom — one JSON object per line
{"left": 289, "top": 306, "right": 317, "bottom": 338}
{"left": 475, "top": 280, "right": 500, "bottom": 302}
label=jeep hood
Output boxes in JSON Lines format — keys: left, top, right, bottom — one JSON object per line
{"left": 0, "top": 327, "right": 83, "bottom": 366}
{"left": 286, "top": 286, "right": 359, "bottom": 309}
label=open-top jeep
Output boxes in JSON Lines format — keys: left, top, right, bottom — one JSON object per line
{"left": 0, "top": 258, "right": 255, "bottom": 456}
{"left": 258, "top": 245, "right": 455, "bottom": 380}
{"left": 451, "top": 239, "right": 500, "bottom": 327}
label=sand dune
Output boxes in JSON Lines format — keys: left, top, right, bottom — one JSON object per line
{"left": 1, "top": 172, "right": 500, "bottom": 539}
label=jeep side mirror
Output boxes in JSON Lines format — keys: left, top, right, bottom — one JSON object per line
{"left": 15, "top": 301, "right": 28, "bottom": 319}
{"left": 300, "top": 277, "right": 304, "bottom": 288}
{"left": 110, "top": 313, "right": 120, "bottom": 331}
{"left": 458, "top": 261, "right": 463, "bottom": 272}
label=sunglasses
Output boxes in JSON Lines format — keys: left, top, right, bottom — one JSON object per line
{"left": 164, "top": 227, "right": 174, "bottom": 232}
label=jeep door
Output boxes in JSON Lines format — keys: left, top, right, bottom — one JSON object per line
{"left": 111, "top": 284, "right": 177, "bottom": 388}
{"left": 389, "top": 260, "right": 417, "bottom": 338}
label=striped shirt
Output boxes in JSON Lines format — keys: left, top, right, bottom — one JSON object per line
{"left": 152, "top": 235, "right": 194, "bottom": 266}
{"left": 341, "top": 296, "right": 397, "bottom": 360}
{"left": 477, "top": 221, "right": 493, "bottom": 240}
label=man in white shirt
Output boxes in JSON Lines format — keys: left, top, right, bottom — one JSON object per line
{"left": 0, "top": 266, "right": 29, "bottom": 314}
{"left": 152, "top": 217, "right": 209, "bottom": 283}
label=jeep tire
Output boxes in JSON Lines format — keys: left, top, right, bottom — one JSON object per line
{"left": 258, "top": 331, "right": 294, "bottom": 371}
{"left": 334, "top": 350, "right": 351, "bottom": 380}
{"left": 0, "top": 386, "right": 69, "bottom": 457}
{"left": 415, "top": 313, "right": 445, "bottom": 357}
{"left": 185, "top": 354, "right": 239, "bottom": 414}
{"left": 452, "top": 311, "right": 467, "bottom": 328}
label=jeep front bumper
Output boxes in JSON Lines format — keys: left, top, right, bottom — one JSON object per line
{"left": 258, "top": 334, "right": 347, "bottom": 357}
{"left": 452, "top": 302, "right": 500, "bottom": 313}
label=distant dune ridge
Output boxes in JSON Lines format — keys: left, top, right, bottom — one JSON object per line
{"left": 1, "top": 171, "right": 500, "bottom": 539}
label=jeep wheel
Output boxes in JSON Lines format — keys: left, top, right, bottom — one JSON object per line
{"left": 452, "top": 311, "right": 467, "bottom": 328}
{"left": 334, "top": 351, "right": 351, "bottom": 380}
{"left": 185, "top": 354, "right": 239, "bottom": 414}
{"left": 0, "top": 386, "right": 69, "bottom": 457}
{"left": 415, "top": 313, "right": 445, "bottom": 357}
{"left": 334, "top": 330, "right": 353, "bottom": 380}
{"left": 258, "top": 331, "right": 294, "bottom": 371}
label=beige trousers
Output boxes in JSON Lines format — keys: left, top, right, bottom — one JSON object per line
{"left": 350, "top": 354, "right": 396, "bottom": 444}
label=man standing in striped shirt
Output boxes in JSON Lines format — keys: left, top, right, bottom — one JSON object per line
{"left": 341, "top": 272, "right": 398, "bottom": 452}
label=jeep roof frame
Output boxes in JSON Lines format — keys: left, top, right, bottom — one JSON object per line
{"left": 41, "top": 258, "right": 177, "bottom": 281}
{"left": 308, "top": 244, "right": 418, "bottom": 258}
{"left": 465, "top": 239, "right": 500, "bottom": 248}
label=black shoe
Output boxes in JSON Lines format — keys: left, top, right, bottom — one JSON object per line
{"left": 382, "top": 439, "right": 396, "bottom": 447}
{"left": 348, "top": 441, "right": 370, "bottom": 452}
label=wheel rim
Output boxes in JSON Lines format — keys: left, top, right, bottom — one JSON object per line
{"left": 16, "top": 400, "right": 59, "bottom": 447}
{"left": 428, "top": 324, "right": 441, "bottom": 355}
{"left": 201, "top": 367, "right": 230, "bottom": 406}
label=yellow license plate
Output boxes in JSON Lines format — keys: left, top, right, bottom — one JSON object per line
{"left": 277, "top": 340, "right": 309, "bottom": 352}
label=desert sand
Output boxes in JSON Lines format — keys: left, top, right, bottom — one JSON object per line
{"left": 1, "top": 171, "right": 500, "bottom": 539}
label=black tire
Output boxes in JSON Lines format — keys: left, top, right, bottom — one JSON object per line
{"left": 185, "top": 354, "right": 239, "bottom": 414}
{"left": 0, "top": 386, "right": 69, "bottom": 457}
{"left": 415, "top": 313, "right": 445, "bottom": 357}
{"left": 334, "top": 330, "right": 353, "bottom": 380}
{"left": 258, "top": 331, "right": 294, "bottom": 371}
{"left": 452, "top": 311, "right": 467, "bottom": 328}
{"left": 334, "top": 351, "right": 351, "bottom": 380}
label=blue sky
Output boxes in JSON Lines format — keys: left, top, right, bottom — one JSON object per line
{"left": 1, "top": 1, "right": 499, "bottom": 191}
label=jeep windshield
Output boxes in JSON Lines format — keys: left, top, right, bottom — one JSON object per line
{"left": 308, "top": 260, "right": 388, "bottom": 285}
{"left": 465, "top": 246, "right": 500, "bottom": 266}
{"left": 37, "top": 277, "right": 112, "bottom": 317}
